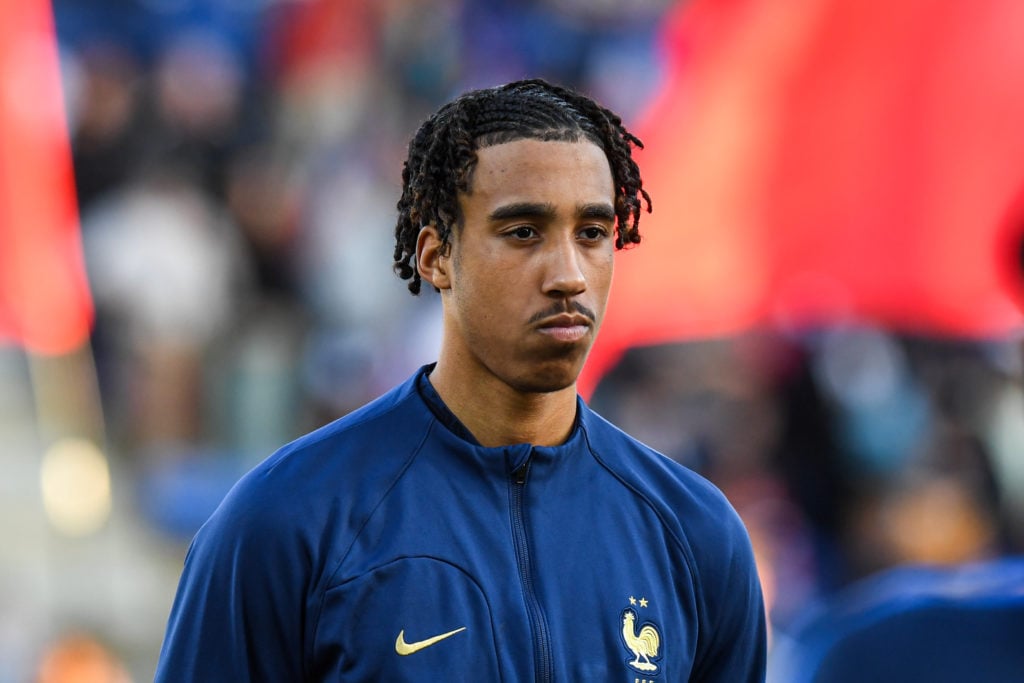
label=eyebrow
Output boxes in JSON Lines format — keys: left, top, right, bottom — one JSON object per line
{"left": 487, "top": 202, "right": 616, "bottom": 222}
{"left": 488, "top": 202, "right": 556, "bottom": 222}
{"left": 578, "top": 203, "right": 616, "bottom": 221}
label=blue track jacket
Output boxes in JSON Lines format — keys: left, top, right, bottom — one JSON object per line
{"left": 156, "top": 365, "right": 766, "bottom": 681}
{"left": 768, "top": 558, "right": 1024, "bottom": 683}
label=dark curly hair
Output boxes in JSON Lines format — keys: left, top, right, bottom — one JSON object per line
{"left": 393, "top": 78, "right": 652, "bottom": 294}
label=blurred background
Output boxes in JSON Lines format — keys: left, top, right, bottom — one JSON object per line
{"left": 3, "top": 0, "right": 1024, "bottom": 680}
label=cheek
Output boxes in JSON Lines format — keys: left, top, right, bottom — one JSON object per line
{"left": 452, "top": 263, "right": 514, "bottom": 326}
{"left": 587, "top": 251, "right": 615, "bottom": 291}
{"left": 587, "top": 253, "right": 615, "bottom": 321}
{"left": 468, "top": 252, "right": 532, "bottom": 297}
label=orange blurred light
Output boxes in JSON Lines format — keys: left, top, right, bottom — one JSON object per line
{"left": 35, "top": 634, "right": 132, "bottom": 683}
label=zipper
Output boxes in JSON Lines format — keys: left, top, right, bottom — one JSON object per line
{"left": 510, "top": 452, "right": 554, "bottom": 682}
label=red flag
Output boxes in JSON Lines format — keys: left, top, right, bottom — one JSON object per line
{"left": 0, "top": 0, "right": 92, "bottom": 355}
{"left": 583, "top": 0, "right": 1024, "bottom": 396}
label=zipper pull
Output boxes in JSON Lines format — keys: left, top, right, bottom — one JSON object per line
{"left": 512, "top": 455, "right": 532, "bottom": 485}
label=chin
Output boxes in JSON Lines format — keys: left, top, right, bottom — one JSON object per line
{"left": 508, "top": 362, "right": 582, "bottom": 394}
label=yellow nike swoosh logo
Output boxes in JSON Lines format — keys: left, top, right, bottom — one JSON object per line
{"left": 395, "top": 626, "right": 467, "bottom": 655}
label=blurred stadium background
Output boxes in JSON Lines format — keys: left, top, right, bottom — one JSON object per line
{"left": 4, "top": 0, "right": 1024, "bottom": 680}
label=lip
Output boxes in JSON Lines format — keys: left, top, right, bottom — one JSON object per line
{"left": 536, "top": 314, "right": 592, "bottom": 343}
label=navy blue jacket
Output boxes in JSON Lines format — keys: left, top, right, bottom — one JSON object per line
{"left": 769, "top": 558, "right": 1024, "bottom": 683}
{"left": 156, "top": 366, "right": 766, "bottom": 681}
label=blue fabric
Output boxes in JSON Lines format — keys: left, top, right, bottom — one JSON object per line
{"left": 156, "top": 365, "right": 766, "bottom": 681}
{"left": 770, "top": 558, "right": 1024, "bottom": 683}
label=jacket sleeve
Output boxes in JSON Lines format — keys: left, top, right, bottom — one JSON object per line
{"left": 154, "top": 470, "right": 313, "bottom": 682}
{"left": 689, "top": 498, "right": 768, "bottom": 682}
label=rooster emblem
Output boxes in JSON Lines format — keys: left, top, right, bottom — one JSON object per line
{"left": 621, "top": 607, "right": 661, "bottom": 673}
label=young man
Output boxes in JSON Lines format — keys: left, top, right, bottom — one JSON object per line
{"left": 155, "top": 79, "right": 767, "bottom": 681}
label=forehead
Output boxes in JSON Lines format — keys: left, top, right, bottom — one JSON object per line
{"left": 463, "top": 139, "right": 615, "bottom": 212}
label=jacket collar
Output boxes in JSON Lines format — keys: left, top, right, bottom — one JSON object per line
{"left": 416, "top": 363, "right": 481, "bottom": 446}
{"left": 412, "top": 364, "right": 587, "bottom": 475}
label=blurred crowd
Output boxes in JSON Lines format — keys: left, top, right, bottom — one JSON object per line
{"left": 9, "top": 0, "right": 1024, "bottom": 680}
{"left": 58, "top": 0, "right": 669, "bottom": 529}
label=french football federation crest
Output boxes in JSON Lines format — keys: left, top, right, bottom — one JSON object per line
{"left": 620, "top": 597, "right": 662, "bottom": 674}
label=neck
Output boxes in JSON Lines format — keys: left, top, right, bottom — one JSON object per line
{"left": 428, "top": 361, "right": 579, "bottom": 448}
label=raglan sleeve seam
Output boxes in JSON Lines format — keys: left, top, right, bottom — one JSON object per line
{"left": 306, "top": 413, "right": 440, "bottom": 673}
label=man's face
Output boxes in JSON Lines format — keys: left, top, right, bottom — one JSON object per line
{"left": 429, "top": 137, "right": 617, "bottom": 394}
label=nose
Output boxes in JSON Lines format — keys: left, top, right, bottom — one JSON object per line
{"left": 541, "top": 234, "right": 586, "bottom": 298}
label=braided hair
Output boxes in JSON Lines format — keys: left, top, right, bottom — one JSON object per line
{"left": 393, "top": 78, "right": 652, "bottom": 294}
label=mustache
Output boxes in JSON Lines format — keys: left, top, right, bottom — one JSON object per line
{"left": 527, "top": 301, "right": 597, "bottom": 325}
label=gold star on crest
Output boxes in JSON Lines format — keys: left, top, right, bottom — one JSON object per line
{"left": 629, "top": 596, "right": 637, "bottom": 605}
{"left": 639, "top": 597, "right": 649, "bottom": 608}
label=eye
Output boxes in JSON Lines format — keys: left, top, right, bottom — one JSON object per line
{"left": 507, "top": 225, "right": 538, "bottom": 240}
{"left": 579, "top": 225, "right": 610, "bottom": 241}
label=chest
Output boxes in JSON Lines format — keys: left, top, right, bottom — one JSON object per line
{"left": 308, "top": 474, "right": 700, "bottom": 682}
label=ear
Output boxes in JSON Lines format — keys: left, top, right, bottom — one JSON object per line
{"left": 416, "top": 224, "right": 452, "bottom": 290}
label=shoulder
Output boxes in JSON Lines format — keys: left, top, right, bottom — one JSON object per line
{"left": 579, "top": 402, "right": 767, "bottom": 678}
{"left": 772, "top": 558, "right": 1024, "bottom": 683}
{"left": 196, "top": 372, "right": 436, "bottom": 559}
{"left": 257, "top": 373, "right": 432, "bottom": 491}
{"left": 579, "top": 404, "right": 750, "bottom": 551}
{"left": 784, "top": 557, "right": 1024, "bottom": 646}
